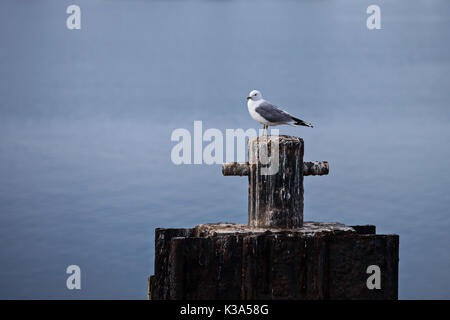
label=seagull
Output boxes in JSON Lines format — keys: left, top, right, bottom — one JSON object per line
{"left": 246, "top": 89, "right": 313, "bottom": 135}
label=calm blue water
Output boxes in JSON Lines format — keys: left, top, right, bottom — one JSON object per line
{"left": 0, "top": 0, "right": 449, "bottom": 299}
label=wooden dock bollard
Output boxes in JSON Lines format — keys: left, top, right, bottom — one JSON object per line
{"left": 149, "top": 135, "right": 399, "bottom": 300}
{"left": 223, "top": 136, "right": 328, "bottom": 228}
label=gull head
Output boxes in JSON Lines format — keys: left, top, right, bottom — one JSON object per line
{"left": 246, "top": 90, "right": 262, "bottom": 101}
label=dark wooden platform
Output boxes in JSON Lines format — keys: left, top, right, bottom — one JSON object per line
{"left": 149, "top": 222, "right": 399, "bottom": 300}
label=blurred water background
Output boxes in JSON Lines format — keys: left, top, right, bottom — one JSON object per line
{"left": 0, "top": 0, "right": 449, "bottom": 299}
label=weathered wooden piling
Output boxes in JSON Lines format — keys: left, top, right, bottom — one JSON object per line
{"left": 248, "top": 136, "right": 304, "bottom": 228}
{"left": 149, "top": 223, "right": 398, "bottom": 300}
{"left": 149, "top": 135, "right": 399, "bottom": 300}
{"left": 223, "top": 136, "right": 328, "bottom": 229}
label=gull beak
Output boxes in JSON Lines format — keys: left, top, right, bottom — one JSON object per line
{"left": 246, "top": 96, "right": 251, "bottom": 100}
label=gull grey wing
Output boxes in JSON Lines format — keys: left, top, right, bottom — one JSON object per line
{"left": 255, "top": 101, "right": 294, "bottom": 123}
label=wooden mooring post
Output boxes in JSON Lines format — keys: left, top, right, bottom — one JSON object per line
{"left": 223, "top": 136, "right": 329, "bottom": 228}
{"left": 149, "top": 135, "right": 399, "bottom": 300}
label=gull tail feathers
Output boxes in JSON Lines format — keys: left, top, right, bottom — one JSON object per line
{"left": 290, "top": 116, "right": 314, "bottom": 128}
